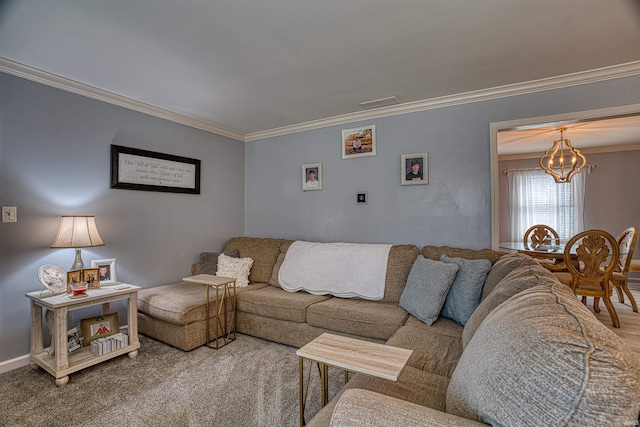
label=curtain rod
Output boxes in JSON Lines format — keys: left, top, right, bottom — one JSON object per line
{"left": 503, "top": 164, "right": 596, "bottom": 175}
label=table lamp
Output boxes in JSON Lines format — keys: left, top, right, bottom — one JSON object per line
{"left": 50, "top": 216, "right": 105, "bottom": 271}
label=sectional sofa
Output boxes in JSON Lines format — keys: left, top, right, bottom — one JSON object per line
{"left": 137, "top": 237, "right": 640, "bottom": 426}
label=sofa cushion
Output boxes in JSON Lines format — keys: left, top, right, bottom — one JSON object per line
{"left": 399, "top": 256, "right": 459, "bottom": 326}
{"left": 236, "top": 286, "right": 330, "bottom": 323}
{"left": 137, "top": 281, "right": 266, "bottom": 326}
{"left": 268, "top": 240, "right": 295, "bottom": 287}
{"left": 216, "top": 253, "right": 254, "bottom": 287}
{"left": 447, "top": 282, "right": 640, "bottom": 426}
{"left": 306, "top": 366, "right": 452, "bottom": 427}
{"left": 421, "top": 245, "right": 505, "bottom": 265}
{"left": 439, "top": 254, "right": 491, "bottom": 326}
{"left": 329, "top": 389, "right": 487, "bottom": 427}
{"left": 223, "top": 237, "right": 284, "bottom": 284}
{"left": 386, "top": 320, "right": 463, "bottom": 378}
{"left": 462, "top": 263, "right": 558, "bottom": 348}
{"left": 199, "top": 249, "right": 239, "bottom": 274}
{"left": 382, "top": 244, "right": 420, "bottom": 303}
{"left": 481, "top": 253, "right": 538, "bottom": 301}
{"left": 306, "top": 299, "right": 409, "bottom": 340}
{"left": 345, "top": 366, "right": 451, "bottom": 412}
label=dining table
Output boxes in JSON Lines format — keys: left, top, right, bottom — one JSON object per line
{"left": 499, "top": 241, "right": 578, "bottom": 267}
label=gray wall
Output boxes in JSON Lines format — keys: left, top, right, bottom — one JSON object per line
{"left": 245, "top": 74, "right": 640, "bottom": 249}
{"left": 0, "top": 73, "right": 245, "bottom": 362}
{"left": 499, "top": 150, "right": 640, "bottom": 254}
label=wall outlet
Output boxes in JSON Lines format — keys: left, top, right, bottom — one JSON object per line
{"left": 2, "top": 206, "right": 17, "bottom": 223}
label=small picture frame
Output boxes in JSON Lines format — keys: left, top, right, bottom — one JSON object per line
{"left": 342, "top": 125, "right": 376, "bottom": 159}
{"left": 302, "top": 163, "right": 323, "bottom": 191}
{"left": 91, "top": 258, "right": 118, "bottom": 285}
{"left": 356, "top": 192, "right": 368, "bottom": 205}
{"left": 66, "top": 270, "right": 82, "bottom": 294}
{"left": 67, "top": 323, "right": 83, "bottom": 353}
{"left": 82, "top": 268, "right": 100, "bottom": 289}
{"left": 401, "top": 152, "right": 429, "bottom": 185}
{"left": 81, "top": 313, "right": 119, "bottom": 346}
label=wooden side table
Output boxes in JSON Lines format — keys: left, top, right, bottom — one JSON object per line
{"left": 25, "top": 285, "right": 141, "bottom": 387}
{"left": 296, "top": 333, "right": 412, "bottom": 426}
{"left": 182, "top": 274, "right": 237, "bottom": 349}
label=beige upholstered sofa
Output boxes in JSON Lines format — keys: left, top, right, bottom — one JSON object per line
{"left": 137, "top": 237, "right": 640, "bottom": 426}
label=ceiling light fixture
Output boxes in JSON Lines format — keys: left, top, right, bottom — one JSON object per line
{"left": 539, "top": 128, "right": 586, "bottom": 183}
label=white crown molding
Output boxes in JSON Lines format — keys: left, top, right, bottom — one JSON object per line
{"left": 0, "top": 57, "right": 245, "bottom": 142}
{"left": 3, "top": 56, "right": 640, "bottom": 143}
{"left": 246, "top": 60, "right": 640, "bottom": 142}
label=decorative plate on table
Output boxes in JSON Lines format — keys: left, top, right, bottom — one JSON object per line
{"left": 37, "top": 264, "right": 67, "bottom": 294}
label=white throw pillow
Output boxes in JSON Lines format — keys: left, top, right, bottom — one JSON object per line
{"left": 216, "top": 253, "right": 254, "bottom": 287}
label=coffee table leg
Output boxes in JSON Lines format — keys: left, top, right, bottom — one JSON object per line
{"left": 205, "top": 286, "right": 211, "bottom": 347}
{"left": 299, "top": 357, "right": 304, "bottom": 426}
{"left": 320, "top": 363, "right": 329, "bottom": 407}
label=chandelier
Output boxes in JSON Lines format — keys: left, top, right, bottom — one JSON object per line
{"left": 539, "top": 128, "right": 586, "bottom": 183}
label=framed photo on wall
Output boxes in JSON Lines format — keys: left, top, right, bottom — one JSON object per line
{"left": 91, "top": 258, "right": 118, "bottom": 285}
{"left": 342, "top": 125, "right": 376, "bottom": 159}
{"left": 401, "top": 152, "right": 429, "bottom": 185}
{"left": 302, "top": 163, "right": 323, "bottom": 191}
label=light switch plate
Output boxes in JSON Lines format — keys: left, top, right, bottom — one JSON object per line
{"left": 2, "top": 206, "right": 17, "bottom": 223}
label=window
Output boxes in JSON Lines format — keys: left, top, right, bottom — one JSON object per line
{"left": 507, "top": 168, "right": 585, "bottom": 242}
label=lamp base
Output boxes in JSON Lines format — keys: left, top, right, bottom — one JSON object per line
{"left": 70, "top": 248, "right": 86, "bottom": 271}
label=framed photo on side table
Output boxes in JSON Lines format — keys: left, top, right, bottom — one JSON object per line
{"left": 66, "top": 270, "right": 82, "bottom": 293}
{"left": 81, "top": 313, "right": 119, "bottom": 346}
{"left": 91, "top": 258, "right": 118, "bottom": 285}
{"left": 401, "top": 152, "right": 429, "bottom": 186}
{"left": 82, "top": 268, "right": 100, "bottom": 289}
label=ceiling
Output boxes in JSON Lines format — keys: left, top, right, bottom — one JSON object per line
{"left": 1, "top": 0, "right": 640, "bottom": 143}
{"left": 498, "top": 114, "right": 640, "bottom": 158}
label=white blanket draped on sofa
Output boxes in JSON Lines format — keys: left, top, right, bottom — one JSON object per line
{"left": 278, "top": 241, "right": 392, "bottom": 300}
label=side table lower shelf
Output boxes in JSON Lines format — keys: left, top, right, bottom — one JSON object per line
{"left": 30, "top": 342, "right": 140, "bottom": 386}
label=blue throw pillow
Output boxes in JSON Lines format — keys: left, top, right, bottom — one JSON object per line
{"left": 399, "top": 256, "right": 459, "bottom": 326}
{"left": 439, "top": 254, "right": 492, "bottom": 326}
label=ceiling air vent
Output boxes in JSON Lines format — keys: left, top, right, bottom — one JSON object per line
{"left": 359, "top": 96, "right": 399, "bottom": 110}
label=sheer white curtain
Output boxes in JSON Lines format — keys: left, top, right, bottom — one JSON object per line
{"left": 507, "top": 168, "right": 585, "bottom": 243}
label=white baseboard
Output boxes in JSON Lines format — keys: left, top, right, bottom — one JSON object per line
{"left": 0, "top": 353, "right": 32, "bottom": 374}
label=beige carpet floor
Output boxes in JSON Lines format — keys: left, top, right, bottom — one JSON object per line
{"left": 0, "top": 334, "right": 344, "bottom": 427}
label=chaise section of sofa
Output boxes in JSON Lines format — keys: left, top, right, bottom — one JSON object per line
{"left": 137, "top": 281, "right": 264, "bottom": 351}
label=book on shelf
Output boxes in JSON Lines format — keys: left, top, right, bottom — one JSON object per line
{"left": 90, "top": 333, "right": 129, "bottom": 356}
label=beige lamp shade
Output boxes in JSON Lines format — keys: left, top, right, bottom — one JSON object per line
{"left": 51, "top": 216, "right": 105, "bottom": 248}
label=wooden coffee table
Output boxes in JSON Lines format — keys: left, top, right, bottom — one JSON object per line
{"left": 296, "top": 333, "right": 412, "bottom": 426}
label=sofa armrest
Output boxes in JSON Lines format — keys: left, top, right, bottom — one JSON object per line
{"left": 329, "top": 389, "right": 487, "bottom": 427}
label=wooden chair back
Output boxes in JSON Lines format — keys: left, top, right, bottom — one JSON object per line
{"left": 564, "top": 229, "right": 621, "bottom": 327}
{"left": 523, "top": 224, "right": 560, "bottom": 249}
{"left": 616, "top": 226, "right": 638, "bottom": 274}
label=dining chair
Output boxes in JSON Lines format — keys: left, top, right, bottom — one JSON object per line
{"left": 594, "top": 226, "right": 638, "bottom": 313}
{"left": 554, "top": 229, "right": 621, "bottom": 328}
{"left": 523, "top": 224, "right": 566, "bottom": 271}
